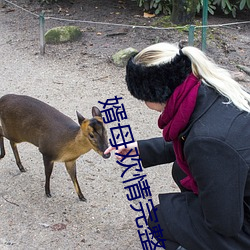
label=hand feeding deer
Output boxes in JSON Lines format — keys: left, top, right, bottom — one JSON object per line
{"left": 0, "top": 94, "right": 110, "bottom": 201}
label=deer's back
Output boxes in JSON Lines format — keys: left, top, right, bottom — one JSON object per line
{"left": 0, "top": 94, "right": 79, "bottom": 147}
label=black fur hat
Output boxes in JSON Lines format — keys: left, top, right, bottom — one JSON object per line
{"left": 125, "top": 52, "right": 192, "bottom": 103}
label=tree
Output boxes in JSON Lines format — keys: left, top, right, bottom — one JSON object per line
{"left": 171, "top": 0, "right": 199, "bottom": 25}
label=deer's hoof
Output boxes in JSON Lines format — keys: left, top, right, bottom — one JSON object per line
{"left": 79, "top": 196, "right": 87, "bottom": 202}
{"left": 46, "top": 193, "right": 52, "bottom": 198}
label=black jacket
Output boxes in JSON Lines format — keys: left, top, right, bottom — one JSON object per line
{"left": 138, "top": 84, "right": 250, "bottom": 249}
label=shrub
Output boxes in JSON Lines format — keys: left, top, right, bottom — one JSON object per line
{"left": 135, "top": 0, "right": 172, "bottom": 15}
{"left": 38, "top": 0, "right": 58, "bottom": 4}
{"left": 136, "top": 0, "right": 250, "bottom": 17}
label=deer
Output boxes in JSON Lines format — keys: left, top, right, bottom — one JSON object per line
{"left": 0, "top": 94, "right": 110, "bottom": 201}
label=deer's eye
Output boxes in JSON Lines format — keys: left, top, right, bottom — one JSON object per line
{"left": 89, "top": 133, "right": 94, "bottom": 139}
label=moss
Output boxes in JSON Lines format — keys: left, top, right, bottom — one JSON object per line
{"left": 112, "top": 48, "right": 138, "bottom": 67}
{"left": 152, "top": 16, "right": 198, "bottom": 32}
{"left": 152, "top": 16, "right": 172, "bottom": 27}
{"left": 45, "top": 26, "right": 82, "bottom": 44}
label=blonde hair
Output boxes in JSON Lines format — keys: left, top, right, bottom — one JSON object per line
{"left": 134, "top": 42, "right": 250, "bottom": 113}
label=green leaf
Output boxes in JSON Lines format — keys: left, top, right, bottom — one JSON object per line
{"left": 222, "top": 0, "right": 226, "bottom": 9}
{"left": 208, "top": 8, "right": 215, "bottom": 14}
{"left": 232, "top": 7, "right": 236, "bottom": 17}
{"left": 247, "top": 0, "right": 250, "bottom": 8}
{"left": 239, "top": 0, "right": 246, "bottom": 9}
{"left": 213, "top": 0, "right": 221, "bottom": 5}
{"left": 225, "top": 0, "right": 232, "bottom": 10}
{"left": 197, "top": 2, "right": 201, "bottom": 12}
{"left": 150, "top": 0, "right": 154, "bottom": 9}
{"left": 138, "top": 0, "right": 143, "bottom": 7}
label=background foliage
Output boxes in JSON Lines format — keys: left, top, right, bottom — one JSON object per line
{"left": 38, "top": 0, "right": 250, "bottom": 18}
{"left": 38, "top": 0, "right": 57, "bottom": 4}
{"left": 136, "top": 0, "right": 250, "bottom": 17}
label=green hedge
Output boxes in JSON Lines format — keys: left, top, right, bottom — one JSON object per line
{"left": 38, "top": 0, "right": 250, "bottom": 18}
{"left": 136, "top": 0, "right": 250, "bottom": 18}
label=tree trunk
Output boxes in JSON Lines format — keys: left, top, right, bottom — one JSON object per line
{"left": 171, "top": 0, "right": 198, "bottom": 25}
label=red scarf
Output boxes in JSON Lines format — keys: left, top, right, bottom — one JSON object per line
{"left": 158, "top": 73, "right": 200, "bottom": 194}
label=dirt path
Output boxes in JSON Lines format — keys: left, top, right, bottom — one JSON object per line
{"left": 0, "top": 2, "right": 176, "bottom": 250}
{"left": 0, "top": 1, "right": 249, "bottom": 249}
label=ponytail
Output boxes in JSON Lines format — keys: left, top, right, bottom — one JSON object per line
{"left": 182, "top": 46, "right": 250, "bottom": 112}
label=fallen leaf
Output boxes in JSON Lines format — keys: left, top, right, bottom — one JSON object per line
{"left": 143, "top": 12, "right": 155, "bottom": 18}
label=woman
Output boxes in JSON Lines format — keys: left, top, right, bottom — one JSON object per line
{"left": 105, "top": 42, "right": 250, "bottom": 250}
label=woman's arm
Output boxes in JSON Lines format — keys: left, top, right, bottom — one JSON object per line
{"left": 104, "top": 137, "right": 175, "bottom": 168}
{"left": 138, "top": 137, "right": 175, "bottom": 168}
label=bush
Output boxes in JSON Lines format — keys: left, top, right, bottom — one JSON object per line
{"left": 135, "top": 0, "right": 172, "bottom": 15}
{"left": 136, "top": 0, "right": 250, "bottom": 17}
{"left": 38, "top": 0, "right": 58, "bottom": 4}
{"left": 212, "top": 0, "right": 250, "bottom": 17}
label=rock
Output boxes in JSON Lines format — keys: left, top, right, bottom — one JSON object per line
{"left": 112, "top": 47, "right": 138, "bottom": 67}
{"left": 231, "top": 71, "right": 247, "bottom": 82}
{"left": 0, "top": 0, "right": 6, "bottom": 8}
{"left": 45, "top": 26, "right": 82, "bottom": 44}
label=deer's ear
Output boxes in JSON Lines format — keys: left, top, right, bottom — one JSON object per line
{"left": 92, "top": 106, "right": 102, "bottom": 118}
{"left": 76, "top": 111, "right": 85, "bottom": 125}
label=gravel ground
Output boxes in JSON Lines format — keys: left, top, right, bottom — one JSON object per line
{"left": 0, "top": 2, "right": 176, "bottom": 250}
{"left": 0, "top": 1, "right": 249, "bottom": 249}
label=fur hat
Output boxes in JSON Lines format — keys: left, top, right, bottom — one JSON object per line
{"left": 125, "top": 52, "right": 192, "bottom": 103}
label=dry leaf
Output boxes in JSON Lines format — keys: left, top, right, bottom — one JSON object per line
{"left": 143, "top": 12, "right": 155, "bottom": 18}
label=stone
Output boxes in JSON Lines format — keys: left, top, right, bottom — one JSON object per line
{"left": 44, "top": 26, "right": 82, "bottom": 44}
{"left": 112, "top": 47, "right": 138, "bottom": 67}
{"left": 0, "top": 0, "right": 6, "bottom": 8}
{"left": 231, "top": 71, "right": 247, "bottom": 82}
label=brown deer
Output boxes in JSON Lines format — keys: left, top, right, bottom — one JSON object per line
{"left": 0, "top": 94, "right": 110, "bottom": 201}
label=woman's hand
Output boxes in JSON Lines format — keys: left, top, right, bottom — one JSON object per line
{"left": 104, "top": 142, "right": 139, "bottom": 161}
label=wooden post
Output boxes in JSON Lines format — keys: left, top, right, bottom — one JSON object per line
{"left": 39, "top": 11, "right": 45, "bottom": 55}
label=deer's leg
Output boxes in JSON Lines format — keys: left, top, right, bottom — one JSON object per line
{"left": 10, "top": 141, "right": 25, "bottom": 172}
{"left": 0, "top": 127, "right": 5, "bottom": 159}
{"left": 43, "top": 155, "right": 54, "bottom": 198}
{"left": 65, "top": 161, "right": 86, "bottom": 202}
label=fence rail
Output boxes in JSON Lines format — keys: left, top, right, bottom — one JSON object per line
{"left": 3, "top": 0, "right": 250, "bottom": 55}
